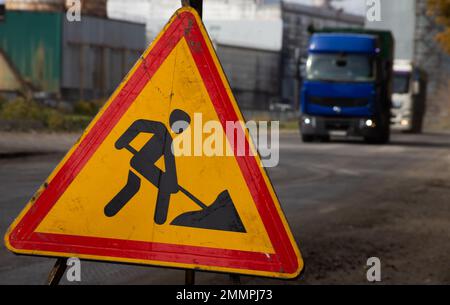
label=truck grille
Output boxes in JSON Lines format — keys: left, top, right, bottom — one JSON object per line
{"left": 309, "top": 96, "right": 369, "bottom": 108}
{"left": 324, "top": 119, "right": 351, "bottom": 130}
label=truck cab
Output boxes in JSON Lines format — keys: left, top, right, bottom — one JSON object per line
{"left": 391, "top": 60, "right": 427, "bottom": 133}
{"left": 300, "top": 30, "right": 394, "bottom": 144}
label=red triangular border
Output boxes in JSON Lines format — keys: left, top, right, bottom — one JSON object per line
{"left": 6, "top": 9, "right": 301, "bottom": 278}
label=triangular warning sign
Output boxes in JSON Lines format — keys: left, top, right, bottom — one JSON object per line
{"left": 4, "top": 7, "right": 303, "bottom": 279}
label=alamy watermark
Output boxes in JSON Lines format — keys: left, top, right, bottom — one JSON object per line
{"left": 66, "top": 257, "right": 81, "bottom": 282}
{"left": 66, "top": 0, "right": 81, "bottom": 22}
{"left": 366, "top": 0, "right": 381, "bottom": 22}
{"left": 170, "top": 113, "right": 279, "bottom": 168}
{"left": 366, "top": 257, "right": 381, "bottom": 282}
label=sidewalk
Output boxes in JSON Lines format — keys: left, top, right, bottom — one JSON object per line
{"left": 0, "top": 132, "right": 80, "bottom": 157}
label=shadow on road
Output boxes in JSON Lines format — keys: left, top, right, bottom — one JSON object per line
{"left": 0, "top": 151, "right": 62, "bottom": 160}
{"left": 389, "top": 140, "right": 450, "bottom": 149}
{"left": 390, "top": 132, "right": 450, "bottom": 149}
{"left": 311, "top": 132, "right": 450, "bottom": 149}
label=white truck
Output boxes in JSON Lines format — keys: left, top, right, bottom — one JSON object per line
{"left": 391, "top": 60, "right": 427, "bottom": 133}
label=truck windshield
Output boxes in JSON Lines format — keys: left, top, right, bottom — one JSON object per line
{"left": 306, "top": 53, "right": 375, "bottom": 82}
{"left": 393, "top": 72, "right": 410, "bottom": 94}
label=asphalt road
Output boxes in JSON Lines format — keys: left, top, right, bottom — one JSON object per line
{"left": 0, "top": 131, "right": 449, "bottom": 284}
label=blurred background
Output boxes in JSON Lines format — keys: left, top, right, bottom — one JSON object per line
{"left": 0, "top": 0, "right": 450, "bottom": 285}
{"left": 0, "top": 0, "right": 448, "bottom": 130}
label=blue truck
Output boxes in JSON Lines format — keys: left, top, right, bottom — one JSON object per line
{"left": 300, "top": 29, "right": 394, "bottom": 144}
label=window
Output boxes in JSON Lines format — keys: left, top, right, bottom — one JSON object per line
{"left": 393, "top": 72, "right": 411, "bottom": 94}
{"left": 306, "top": 53, "right": 375, "bottom": 82}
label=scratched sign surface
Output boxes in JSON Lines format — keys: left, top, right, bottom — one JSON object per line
{"left": 5, "top": 7, "right": 303, "bottom": 279}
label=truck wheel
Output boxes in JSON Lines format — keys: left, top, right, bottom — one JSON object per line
{"left": 410, "top": 122, "right": 423, "bottom": 134}
{"left": 319, "top": 135, "right": 330, "bottom": 142}
{"left": 302, "top": 135, "right": 315, "bottom": 143}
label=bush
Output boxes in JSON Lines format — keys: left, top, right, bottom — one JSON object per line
{"left": 74, "top": 100, "right": 100, "bottom": 116}
{"left": 45, "top": 110, "right": 67, "bottom": 130}
{"left": 0, "top": 98, "right": 44, "bottom": 121}
{"left": 0, "top": 97, "right": 96, "bottom": 132}
{"left": 64, "top": 115, "right": 92, "bottom": 130}
{"left": 0, "top": 94, "right": 6, "bottom": 111}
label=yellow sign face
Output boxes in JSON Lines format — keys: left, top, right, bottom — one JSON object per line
{"left": 37, "top": 37, "right": 273, "bottom": 253}
{"left": 5, "top": 7, "right": 303, "bottom": 279}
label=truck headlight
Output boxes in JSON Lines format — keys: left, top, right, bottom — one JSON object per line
{"left": 365, "top": 119, "right": 374, "bottom": 127}
{"left": 304, "top": 117, "right": 311, "bottom": 125}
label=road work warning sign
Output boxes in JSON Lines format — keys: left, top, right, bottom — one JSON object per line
{"left": 5, "top": 7, "right": 303, "bottom": 279}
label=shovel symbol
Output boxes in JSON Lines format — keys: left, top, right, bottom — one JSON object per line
{"left": 171, "top": 188, "right": 246, "bottom": 233}
{"left": 124, "top": 146, "right": 246, "bottom": 233}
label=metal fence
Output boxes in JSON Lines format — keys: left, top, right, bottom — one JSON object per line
{"left": 61, "top": 16, "right": 146, "bottom": 101}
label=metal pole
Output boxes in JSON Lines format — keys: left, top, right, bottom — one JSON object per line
{"left": 230, "top": 274, "right": 241, "bottom": 285}
{"left": 181, "top": 0, "right": 203, "bottom": 19}
{"left": 185, "top": 269, "right": 196, "bottom": 285}
{"left": 46, "top": 258, "right": 68, "bottom": 286}
{"left": 0, "top": 1, "right": 5, "bottom": 22}
{"left": 181, "top": 0, "right": 202, "bottom": 286}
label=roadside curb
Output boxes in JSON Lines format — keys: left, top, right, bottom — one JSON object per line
{"left": 0, "top": 132, "right": 80, "bottom": 158}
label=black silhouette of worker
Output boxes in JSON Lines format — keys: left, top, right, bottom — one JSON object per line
{"left": 104, "top": 109, "right": 190, "bottom": 225}
{"left": 104, "top": 109, "right": 246, "bottom": 233}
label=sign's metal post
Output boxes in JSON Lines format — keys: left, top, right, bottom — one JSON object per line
{"left": 190, "top": 0, "right": 203, "bottom": 18}
{"left": 230, "top": 274, "right": 241, "bottom": 285}
{"left": 181, "top": 0, "right": 202, "bottom": 287}
{"left": 182, "top": 0, "right": 242, "bottom": 286}
{"left": 46, "top": 258, "right": 68, "bottom": 285}
{"left": 185, "top": 269, "right": 196, "bottom": 285}
{"left": 182, "top": 0, "right": 203, "bottom": 19}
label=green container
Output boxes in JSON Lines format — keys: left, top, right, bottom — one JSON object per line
{"left": 0, "top": 11, "right": 62, "bottom": 93}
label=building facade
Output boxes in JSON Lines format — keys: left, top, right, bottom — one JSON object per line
{"left": 108, "top": 0, "right": 364, "bottom": 111}
{"left": 0, "top": 9, "right": 146, "bottom": 101}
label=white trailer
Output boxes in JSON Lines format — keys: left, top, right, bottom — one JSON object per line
{"left": 391, "top": 60, "right": 427, "bottom": 133}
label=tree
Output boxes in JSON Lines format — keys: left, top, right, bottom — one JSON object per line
{"left": 428, "top": 0, "right": 450, "bottom": 54}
